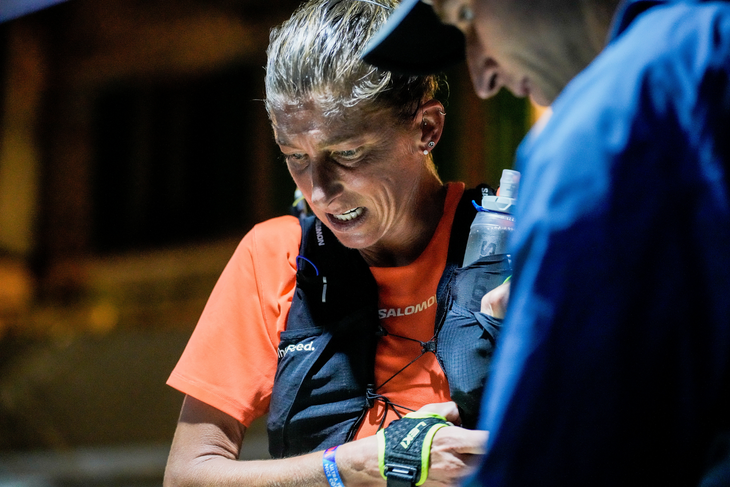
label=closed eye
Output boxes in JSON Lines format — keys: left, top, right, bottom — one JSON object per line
{"left": 284, "top": 153, "right": 309, "bottom": 169}
{"left": 333, "top": 147, "right": 364, "bottom": 164}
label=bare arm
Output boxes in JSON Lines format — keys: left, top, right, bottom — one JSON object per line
{"left": 164, "top": 396, "right": 487, "bottom": 487}
{"left": 164, "top": 395, "right": 330, "bottom": 486}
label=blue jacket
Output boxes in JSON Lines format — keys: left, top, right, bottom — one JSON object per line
{"left": 472, "top": 1, "right": 730, "bottom": 485}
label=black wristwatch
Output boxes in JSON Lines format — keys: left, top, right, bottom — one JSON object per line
{"left": 377, "top": 413, "right": 451, "bottom": 487}
{"left": 384, "top": 464, "right": 419, "bottom": 487}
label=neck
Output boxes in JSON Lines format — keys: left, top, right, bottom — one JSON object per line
{"left": 582, "top": 0, "right": 621, "bottom": 52}
{"left": 542, "top": 0, "right": 619, "bottom": 103}
{"left": 359, "top": 178, "right": 447, "bottom": 267}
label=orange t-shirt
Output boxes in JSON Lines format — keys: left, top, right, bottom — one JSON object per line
{"left": 167, "top": 182, "right": 465, "bottom": 439}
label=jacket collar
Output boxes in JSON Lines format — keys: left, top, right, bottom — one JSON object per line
{"left": 608, "top": 0, "right": 665, "bottom": 41}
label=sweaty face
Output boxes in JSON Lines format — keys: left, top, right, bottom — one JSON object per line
{"left": 271, "top": 102, "right": 428, "bottom": 254}
{"left": 433, "top": 0, "right": 588, "bottom": 105}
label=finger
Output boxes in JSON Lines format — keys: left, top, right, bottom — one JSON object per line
{"left": 433, "top": 427, "right": 489, "bottom": 455}
{"left": 425, "top": 431, "right": 488, "bottom": 486}
{"left": 480, "top": 282, "right": 511, "bottom": 318}
{"left": 416, "top": 401, "right": 461, "bottom": 423}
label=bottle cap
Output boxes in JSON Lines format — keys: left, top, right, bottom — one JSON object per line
{"left": 499, "top": 169, "right": 520, "bottom": 199}
{"left": 482, "top": 169, "right": 520, "bottom": 214}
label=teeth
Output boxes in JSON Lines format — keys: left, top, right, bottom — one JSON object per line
{"left": 333, "top": 207, "right": 363, "bottom": 221}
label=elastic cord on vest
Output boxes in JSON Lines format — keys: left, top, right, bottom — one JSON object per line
{"left": 377, "top": 412, "right": 451, "bottom": 486}
{"left": 323, "top": 446, "right": 345, "bottom": 487}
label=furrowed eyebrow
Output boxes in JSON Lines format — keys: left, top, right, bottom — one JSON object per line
{"left": 276, "top": 134, "right": 366, "bottom": 150}
{"left": 323, "top": 134, "right": 365, "bottom": 147}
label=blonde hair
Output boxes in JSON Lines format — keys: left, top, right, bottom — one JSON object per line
{"left": 265, "top": 0, "right": 441, "bottom": 120}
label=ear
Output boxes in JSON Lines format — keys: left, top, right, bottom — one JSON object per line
{"left": 417, "top": 99, "right": 446, "bottom": 152}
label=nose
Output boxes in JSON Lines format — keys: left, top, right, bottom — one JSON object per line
{"left": 466, "top": 37, "right": 504, "bottom": 99}
{"left": 309, "top": 159, "right": 343, "bottom": 209}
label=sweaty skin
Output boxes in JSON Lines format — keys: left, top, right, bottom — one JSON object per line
{"left": 271, "top": 100, "right": 447, "bottom": 267}
{"left": 165, "top": 101, "right": 491, "bottom": 487}
{"left": 432, "top": 0, "right": 610, "bottom": 105}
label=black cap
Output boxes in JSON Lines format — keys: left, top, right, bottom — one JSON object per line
{"left": 361, "top": 0, "right": 466, "bottom": 76}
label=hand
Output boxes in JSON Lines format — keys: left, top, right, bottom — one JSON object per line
{"left": 417, "top": 402, "right": 488, "bottom": 486}
{"left": 337, "top": 402, "right": 488, "bottom": 486}
{"left": 481, "top": 281, "right": 511, "bottom": 319}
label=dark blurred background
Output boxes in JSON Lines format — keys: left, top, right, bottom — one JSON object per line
{"left": 0, "top": 0, "right": 539, "bottom": 484}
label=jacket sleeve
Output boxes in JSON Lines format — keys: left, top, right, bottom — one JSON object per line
{"left": 470, "top": 5, "right": 730, "bottom": 484}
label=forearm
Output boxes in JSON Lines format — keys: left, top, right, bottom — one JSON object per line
{"left": 164, "top": 450, "right": 330, "bottom": 487}
{"left": 164, "top": 397, "right": 483, "bottom": 487}
{"left": 334, "top": 436, "right": 383, "bottom": 487}
{"left": 164, "top": 438, "right": 383, "bottom": 487}
{"left": 164, "top": 396, "right": 334, "bottom": 487}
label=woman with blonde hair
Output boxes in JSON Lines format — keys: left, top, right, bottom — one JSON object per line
{"left": 163, "top": 0, "right": 507, "bottom": 484}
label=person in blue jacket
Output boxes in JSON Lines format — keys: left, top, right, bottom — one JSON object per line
{"left": 364, "top": 0, "right": 730, "bottom": 485}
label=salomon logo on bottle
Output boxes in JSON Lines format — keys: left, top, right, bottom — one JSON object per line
{"left": 278, "top": 340, "right": 316, "bottom": 358}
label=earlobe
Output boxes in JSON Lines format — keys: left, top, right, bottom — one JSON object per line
{"left": 418, "top": 99, "right": 446, "bottom": 149}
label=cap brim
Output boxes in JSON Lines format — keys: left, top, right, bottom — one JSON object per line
{"left": 0, "top": 0, "right": 68, "bottom": 22}
{"left": 362, "top": 0, "right": 466, "bottom": 76}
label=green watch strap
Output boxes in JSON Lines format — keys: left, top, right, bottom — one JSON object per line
{"left": 377, "top": 412, "right": 450, "bottom": 486}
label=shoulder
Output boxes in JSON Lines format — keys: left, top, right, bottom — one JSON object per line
{"left": 222, "top": 215, "right": 300, "bottom": 295}
{"left": 577, "top": 1, "right": 730, "bottom": 113}
{"left": 520, "top": 1, "right": 730, "bottom": 206}
{"left": 550, "top": 1, "right": 730, "bottom": 122}
{"left": 613, "top": 2, "right": 730, "bottom": 94}
{"left": 239, "top": 215, "right": 301, "bottom": 261}
{"left": 247, "top": 215, "right": 301, "bottom": 243}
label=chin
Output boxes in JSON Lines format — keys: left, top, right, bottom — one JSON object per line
{"left": 525, "top": 85, "right": 554, "bottom": 106}
{"left": 324, "top": 224, "right": 365, "bottom": 248}
{"left": 529, "top": 93, "right": 552, "bottom": 107}
{"left": 335, "top": 238, "right": 369, "bottom": 251}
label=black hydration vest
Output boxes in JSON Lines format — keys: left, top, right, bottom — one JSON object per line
{"left": 267, "top": 186, "right": 511, "bottom": 458}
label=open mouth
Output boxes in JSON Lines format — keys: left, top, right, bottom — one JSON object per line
{"left": 332, "top": 207, "right": 364, "bottom": 221}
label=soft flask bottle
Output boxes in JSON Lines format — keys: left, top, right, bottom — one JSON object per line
{"left": 462, "top": 169, "right": 520, "bottom": 267}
